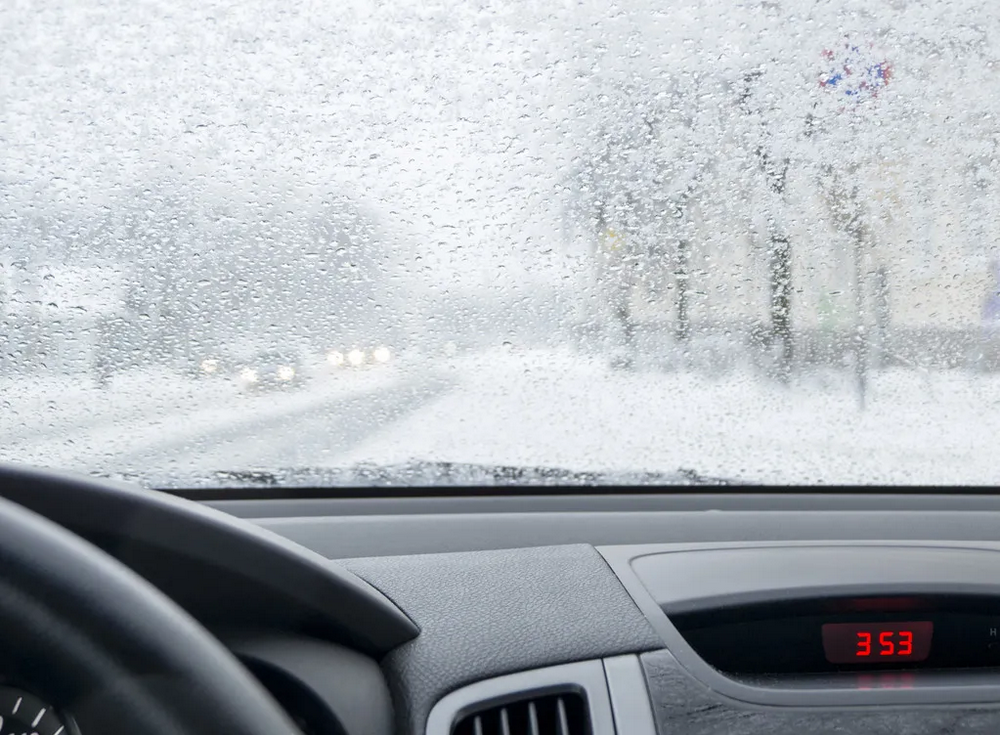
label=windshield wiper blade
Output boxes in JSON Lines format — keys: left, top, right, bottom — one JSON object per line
{"left": 148, "top": 461, "right": 751, "bottom": 492}
{"left": 212, "top": 469, "right": 281, "bottom": 486}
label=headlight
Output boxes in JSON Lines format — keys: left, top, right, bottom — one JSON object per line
{"left": 347, "top": 349, "right": 366, "bottom": 367}
{"left": 373, "top": 346, "right": 391, "bottom": 363}
{"left": 327, "top": 350, "right": 345, "bottom": 366}
{"left": 277, "top": 365, "right": 296, "bottom": 381}
{"left": 200, "top": 358, "right": 219, "bottom": 374}
{"left": 240, "top": 367, "right": 258, "bottom": 383}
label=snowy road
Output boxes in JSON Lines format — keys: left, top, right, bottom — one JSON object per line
{"left": 3, "top": 347, "right": 999, "bottom": 486}
{"left": 0, "top": 359, "right": 455, "bottom": 483}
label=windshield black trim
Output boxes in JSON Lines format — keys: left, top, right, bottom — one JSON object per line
{"left": 161, "top": 484, "right": 999, "bottom": 502}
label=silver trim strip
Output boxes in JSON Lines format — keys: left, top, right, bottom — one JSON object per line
{"left": 604, "top": 655, "right": 657, "bottom": 735}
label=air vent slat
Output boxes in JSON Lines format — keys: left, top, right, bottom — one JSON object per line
{"left": 556, "top": 697, "right": 569, "bottom": 735}
{"left": 452, "top": 691, "right": 588, "bottom": 735}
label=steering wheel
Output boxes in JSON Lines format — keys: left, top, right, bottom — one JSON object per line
{"left": 0, "top": 488, "right": 302, "bottom": 735}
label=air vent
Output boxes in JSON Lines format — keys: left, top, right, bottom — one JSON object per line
{"left": 425, "top": 660, "right": 616, "bottom": 735}
{"left": 452, "top": 692, "right": 589, "bottom": 735}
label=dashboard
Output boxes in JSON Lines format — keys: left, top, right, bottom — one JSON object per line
{"left": 4, "top": 474, "right": 1000, "bottom": 735}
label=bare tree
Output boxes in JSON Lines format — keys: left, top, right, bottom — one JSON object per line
{"left": 739, "top": 70, "right": 795, "bottom": 384}
{"left": 562, "top": 73, "right": 718, "bottom": 364}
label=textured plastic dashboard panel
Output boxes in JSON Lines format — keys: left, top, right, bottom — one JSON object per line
{"left": 342, "top": 545, "right": 663, "bottom": 735}
{"left": 641, "top": 648, "right": 1000, "bottom": 735}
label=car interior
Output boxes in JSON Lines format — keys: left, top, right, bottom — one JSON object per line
{"left": 4, "top": 0, "right": 999, "bottom": 732}
{"left": 2, "top": 465, "right": 999, "bottom": 735}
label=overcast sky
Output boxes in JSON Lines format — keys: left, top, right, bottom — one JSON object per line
{"left": 0, "top": 0, "right": 580, "bottom": 291}
{"left": 3, "top": 0, "right": 999, "bottom": 292}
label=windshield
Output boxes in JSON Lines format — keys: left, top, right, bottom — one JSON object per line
{"left": 2, "top": 0, "right": 998, "bottom": 488}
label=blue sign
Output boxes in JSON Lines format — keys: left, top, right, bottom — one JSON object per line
{"left": 820, "top": 41, "right": 891, "bottom": 100}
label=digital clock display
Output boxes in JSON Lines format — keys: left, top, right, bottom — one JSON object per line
{"left": 822, "top": 621, "right": 934, "bottom": 664}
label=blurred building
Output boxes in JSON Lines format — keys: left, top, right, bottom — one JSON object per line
{"left": 1, "top": 261, "right": 131, "bottom": 374}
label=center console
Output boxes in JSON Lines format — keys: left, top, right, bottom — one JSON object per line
{"left": 597, "top": 541, "right": 1000, "bottom": 734}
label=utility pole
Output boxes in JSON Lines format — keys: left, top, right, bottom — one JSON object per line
{"left": 816, "top": 40, "right": 891, "bottom": 409}
{"left": 848, "top": 187, "right": 868, "bottom": 409}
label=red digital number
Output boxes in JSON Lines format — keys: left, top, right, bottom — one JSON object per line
{"left": 855, "top": 630, "right": 914, "bottom": 658}
{"left": 879, "top": 631, "right": 895, "bottom": 656}
{"left": 824, "top": 621, "right": 932, "bottom": 665}
{"left": 898, "top": 630, "right": 913, "bottom": 656}
{"left": 856, "top": 631, "right": 871, "bottom": 657}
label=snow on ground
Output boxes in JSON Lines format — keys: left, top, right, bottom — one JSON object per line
{"left": 0, "top": 360, "right": 409, "bottom": 473}
{"left": 4, "top": 347, "right": 999, "bottom": 485}
{"left": 1, "top": 367, "right": 219, "bottom": 440}
{"left": 337, "top": 347, "right": 1000, "bottom": 485}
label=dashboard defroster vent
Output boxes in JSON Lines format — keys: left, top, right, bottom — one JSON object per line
{"left": 452, "top": 692, "right": 589, "bottom": 735}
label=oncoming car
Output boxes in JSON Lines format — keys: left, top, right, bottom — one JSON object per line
{"left": 325, "top": 344, "right": 394, "bottom": 370}
{"left": 187, "top": 354, "right": 231, "bottom": 379}
{"left": 235, "top": 351, "right": 304, "bottom": 391}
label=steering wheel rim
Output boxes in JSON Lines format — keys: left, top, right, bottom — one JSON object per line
{"left": 0, "top": 491, "right": 301, "bottom": 735}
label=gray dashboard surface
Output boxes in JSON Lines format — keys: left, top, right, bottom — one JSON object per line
{"left": 628, "top": 543, "right": 1000, "bottom": 613}
{"left": 641, "top": 649, "right": 1000, "bottom": 735}
{"left": 212, "top": 494, "right": 1000, "bottom": 519}
{"left": 340, "top": 544, "right": 663, "bottom": 735}
{"left": 217, "top": 494, "right": 1000, "bottom": 558}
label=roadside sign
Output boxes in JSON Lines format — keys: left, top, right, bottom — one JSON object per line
{"left": 820, "top": 40, "right": 891, "bottom": 102}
